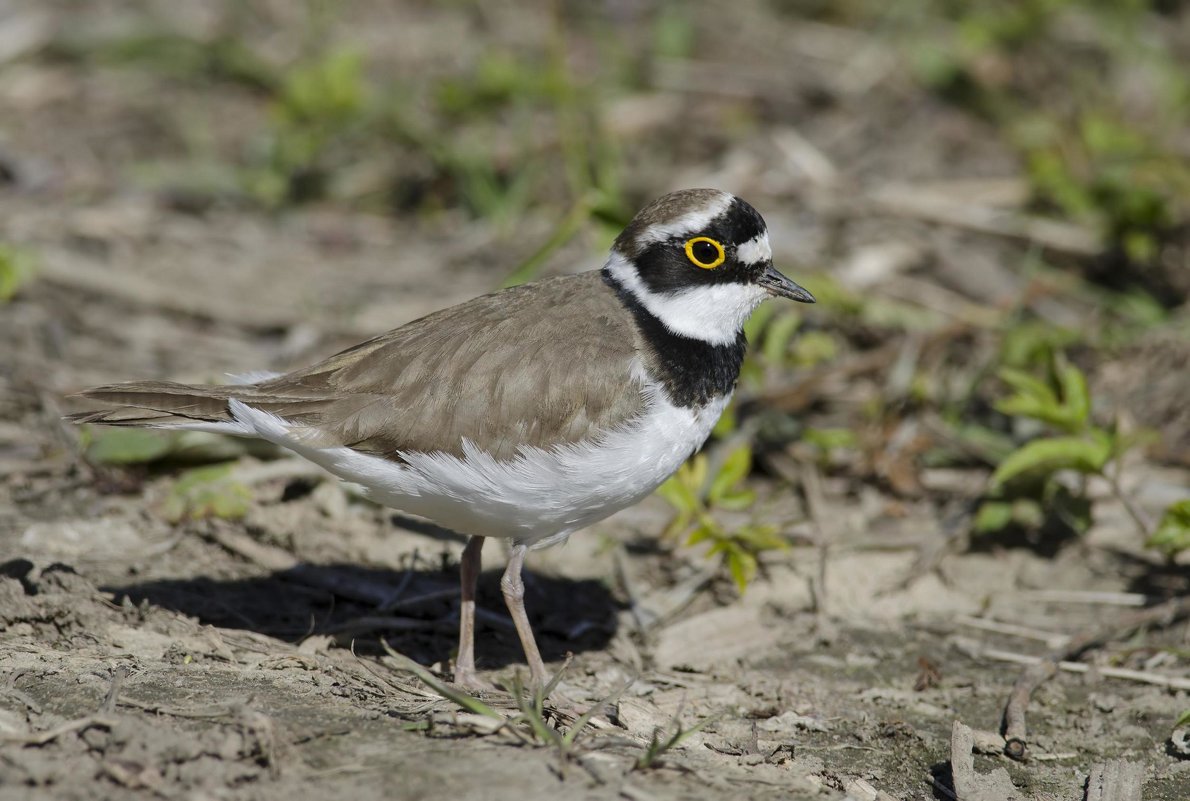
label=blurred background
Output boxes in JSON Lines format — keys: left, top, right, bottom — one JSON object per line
{"left": 2, "top": 2, "right": 1190, "bottom": 798}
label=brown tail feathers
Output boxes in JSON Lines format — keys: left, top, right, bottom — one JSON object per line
{"left": 66, "top": 381, "right": 240, "bottom": 427}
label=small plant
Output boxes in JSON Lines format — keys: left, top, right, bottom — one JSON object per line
{"left": 634, "top": 704, "right": 720, "bottom": 770}
{"left": 90, "top": 30, "right": 278, "bottom": 91}
{"left": 1018, "top": 110, "right": 1188, "bottom": 263}
{"left": 905, "top": 1, "right": 1190, "bottom": 273}
{"left": 379, "top": 642, "right": 629, "bottom": 759}
{"left": 82, "top": 427, "right": 271, "bottom": 465}
{"left": 977, "top": 351, "right": 1152, "bottom": 540}
{"left": 245, "top": 48, "right": 370, "bottom": 205}
{"left": 380, "top": 642, "right": 507, "bottom": 720}
{"left": 161, "top": 463, "right": 252, "bottom": 523}
{"left": 656, "top": 446, "right": 787, "bottom": 591}
{"left": 504, "top": 670, "right": 631, "bottom": 763}
{"left": 1146, "top": 500, "right": 1190, "bottom": 561}
{"left": 0, "top": 244, "right": 37, "bottom": 303}
{"left": 801, "top": 427, "right": 859, "bottom": 469}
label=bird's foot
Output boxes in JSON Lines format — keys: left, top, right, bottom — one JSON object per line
{"left": 453, "top": 667, "right": 497, "bottom": 693}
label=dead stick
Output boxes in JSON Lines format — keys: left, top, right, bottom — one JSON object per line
{"left": 101, "top": 666, "right": 128, "bottom": 715}
{"left": 799, "top": 463, "right": 830, "bottom": 620}
{"left": 1, "top": 715, "right": 117, "bottom": 746}
{"left": 1002, "top": 594, "right": 1190, "bottom": 760}
{"left": 985, "top": 647, "right": 1190, "bottom": 689}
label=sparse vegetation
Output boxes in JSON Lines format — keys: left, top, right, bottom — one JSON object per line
{"left": 1147, "top": 500, "right": 1190, "bottom": 560}
{"left": 976, "top": 351, "right": 1151, "bottom": 539}
{"left": 0, "top": 244, "right": 36, "bottom": 303}
{"left": 657, "top": 446, "right": 788, "bottom": 592}
{"left": 633, "top": 706, "right": 720, "bottom": 770}
{"left": 161, "top": 463, "right": 252, "bottom": 523}
{"left": 900, "top": 0, "right": 1190, "bottom": 295}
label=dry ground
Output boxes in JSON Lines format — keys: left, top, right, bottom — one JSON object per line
{"left": 2, "top": 2, "right": 1189, "bottom": 799}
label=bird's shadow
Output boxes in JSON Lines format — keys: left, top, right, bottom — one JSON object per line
{"left": 105, "top": 558, "right": 620, "bottom": 673}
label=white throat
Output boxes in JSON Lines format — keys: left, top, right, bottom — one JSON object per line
{"left": 604, "top": 251, "right": 767, "bottom": 347}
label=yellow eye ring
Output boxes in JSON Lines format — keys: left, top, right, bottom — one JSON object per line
{"left": 684, "top": 236, "right": 726, "bottom": 269}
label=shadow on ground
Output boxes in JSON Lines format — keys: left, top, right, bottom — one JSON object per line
{"left": 105, "top": 563, "right": 619, "bottom": 672}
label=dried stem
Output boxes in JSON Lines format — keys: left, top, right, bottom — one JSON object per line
{"left": 1001, "top": 594, "right": 1190, "bottom": 760}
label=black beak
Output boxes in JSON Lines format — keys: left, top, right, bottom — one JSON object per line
{"left": 758, "top": 263, "right": 815, "bottom": 303}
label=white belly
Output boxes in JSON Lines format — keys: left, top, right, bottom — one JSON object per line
{"left": 224, "top": 390, "right": 729, "bottom": 548}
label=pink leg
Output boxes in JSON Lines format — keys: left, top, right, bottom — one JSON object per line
{"left": 500, "top": 543, "right": 548, "bottom": 687}
{"left": 454, "top": 536, "right": 486, "bottom": 688}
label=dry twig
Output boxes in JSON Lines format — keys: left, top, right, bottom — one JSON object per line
{"left": 1001, "top": 594, "right": 1190, "bottom": 760}
{"left": 859, "top": 184, "right": 1101, "bottom": 256}
{"left": 0, "top": 714, "right": 117, "bottom": 746}
{"left": 1021, "top": 589, "right": 1153, "bottom": 607}
{"left": 799, "top": 462, "right": 830, "bottom": 621}
{"left": 985, "top": 647, "right": 1190, "bottom": 690}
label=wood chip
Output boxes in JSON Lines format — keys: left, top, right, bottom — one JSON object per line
{"left": 950, "top": 720, "right": 1022, "bottom": 801}
{"left": 1085, "top": 760, "right": 1144, "bottom": 801}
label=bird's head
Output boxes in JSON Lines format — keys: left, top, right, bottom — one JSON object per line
{"left": 605, "top": 189, "right": 814, "bottom": 346}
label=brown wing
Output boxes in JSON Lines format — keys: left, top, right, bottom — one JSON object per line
{"left": 255, "top": 271, "right": 645, "bottom": 459}
{"left": 73, "top": 272, "right": 646, "bottom": 460}
{"left": 81, "top": 270, "right": 634, "bottom": 462}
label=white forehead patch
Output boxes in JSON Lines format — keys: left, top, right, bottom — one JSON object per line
{"left": 635, "top": 192, "right": 734, "bottom": 247}
{"left": 735, "top": 232, "right": 772, "bottom": 265}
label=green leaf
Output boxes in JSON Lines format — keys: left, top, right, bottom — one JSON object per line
{"left": 998, "top": 367, "right": 1057, "bottom": 405}
{"left": 711, "top": 400, "right": 738, "bottom": 438}
{"left": 161, "top": 463, "right": 251, "bottom": 523}
{"left": 995, "top": 368, "right": 1069, "bottom": 427}
{"left": 708, "top": 447, "right": 751, "bottom": 504}
{"left": 277, "top": 49, "right": 366, "bottom": 126}
{"left": 991, "top": 435, "right": 1111, "bottom": 488}
{"left": 995, "top": 393, "right": 1060, "bottom": 425}
{"left": 790, "top": 330, "right": 838, "bottom": 367}
{"left": 84, "top": 427, "right": 271, "bottom": 465}
{"left": 761, "top": 312, "right": 801, "bottom": 365}
{"left": 380, "top": 640, "right": 505, "bottom": 720}
{"left": 652, "top": 2, "right": 696, "bottom": 59}
{"left": 1174, "top": 708, "right": 1190, "bottom": 729}
{"left": 85, "top": 428, "right": 178, "bottom": 465}
{"left": 662, "top": 510, "right": 693, "bottom": 540}
{"left": 802, "top": 427, "right": 858, "bottom": 453}
{"left": 1146, "top": 499, "right": 1190, "bottom": 558}
{"left": 725, "top": 548, "right": 757, "bottom": 593}
{"left": 0, "top": 244, "right": 37, "bottom": 302}
{"left": 687, "top": 454, "right": 708, "bottom": 495}
{"left": 996, "top": 358, "right": 1094, "bottom": 433}
{"left": 655, "top": 476, "right": 697, "bottom": 514}
{"left": 734, "top": 524, "right": 786, "bottom": 551}
{"left": 685, "top": 521, "right": 720, "bottom": 547}
{"left": 974, "top": 500, "right": 1015, "bottom": 533}
{"left": 1000, "top": 321, "right": 1078, "bottom": 369}
{"left": 1055, "top": 358, "right": 1091, "bottom": 430}
{"left": 713, "top": 488, "right": 757, "bottom": 512}
{"left": 742, "top": 301, "right": 777, "bottom": 343}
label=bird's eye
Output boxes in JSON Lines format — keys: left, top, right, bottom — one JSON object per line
{"left": 684, "top": 237, "right": 726, "bottom": 269}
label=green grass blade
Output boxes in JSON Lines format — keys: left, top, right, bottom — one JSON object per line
{"left": 379, "top": 639, "right": 505, "bottom": 720}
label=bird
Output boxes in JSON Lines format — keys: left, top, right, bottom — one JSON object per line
{"left": 69, "top": 188, "right": 815, "bottom": 689}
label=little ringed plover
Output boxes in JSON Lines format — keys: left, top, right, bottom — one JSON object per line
{"left": 70, "top": 188, "right": 815, "bottom": 688}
